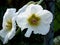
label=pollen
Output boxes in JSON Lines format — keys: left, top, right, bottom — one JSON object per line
{"left": 28, "top": 14, "right": 40, "bottom": 26}
{"left": 6, "top": 19, "right": 12, "bottom": 30}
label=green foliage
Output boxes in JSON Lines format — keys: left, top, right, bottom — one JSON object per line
{"left": 54, "top": 1, "right": 60, "bottom": 32}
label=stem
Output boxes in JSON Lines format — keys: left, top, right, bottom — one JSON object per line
{"left": 16, "top": 27, "right": 21, "bottom": 35}
{"left": 37, "top": 0, "right": 43, "bottom": 4}
{"left": 27, "top": 1, "right": 35, "bottom": 5}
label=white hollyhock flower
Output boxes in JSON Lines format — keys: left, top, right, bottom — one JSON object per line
{"left": 16, "top": 4, "right": 53, "bottom": 37}
{"left": 0, "top": 8, "right": 17, "bottom": 44}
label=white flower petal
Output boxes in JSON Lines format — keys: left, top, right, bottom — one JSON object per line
{"left": 38, "top": 10, "right": 53, "bottom": 24}
{"left": 0, "top": 29, "right": 9, "bottom": 44}
{"left": 0, "top": 29, "right": 9, "bottom": 38}
{"left": 36, "top": 23, "right": 50, "bottom": 35}
{"left": 3, "top": 8, "right": 16, "bottom": 19}
{"left": 3, "top": 35, "right": 9, "bottom": 44}
{"left": 6, "top": 28, "right": 16, "bottom": 40}
{"left": 16, "top": 15, "right": 28, "bottom": 31}
{"left": 26, "top": 4, "right": 43, "bottom": 14}
{"left": 25, "top": 28, "right": 32, "bottom": 37}
{"left": 32, "top": 27, "right": 39, "bottom": 34}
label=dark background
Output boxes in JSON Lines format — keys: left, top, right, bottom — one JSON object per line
{"left": 0, "top": 0, "right": 60, "bottom": 45}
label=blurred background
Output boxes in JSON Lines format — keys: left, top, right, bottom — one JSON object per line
{"left": 0, "top": 0, "right": 60, "bottom": 45}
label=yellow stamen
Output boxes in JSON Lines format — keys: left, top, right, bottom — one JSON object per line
{"left": 28, "top": 14, "right": 40, "bottom": 26}
{"left": 6, "top": 19, "right": 12, "bottom": 31}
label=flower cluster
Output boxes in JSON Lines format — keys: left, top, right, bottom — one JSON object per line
{"left": 0, "top": 4, "right": 53, "bottom": 44}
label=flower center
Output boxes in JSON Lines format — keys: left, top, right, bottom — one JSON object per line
{"left": 28, "top": 14, "right": 40, "bottom": 26}
{"left": 6, "top": 19, "right": 12, "bottom": 30}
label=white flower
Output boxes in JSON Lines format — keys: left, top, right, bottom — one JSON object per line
{"left": 16, "top": 4, "right": 53, "bottom": 37}
{"left": 0, "top": 8, "right": 17, "bottom": 44}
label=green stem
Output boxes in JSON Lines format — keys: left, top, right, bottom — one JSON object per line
{"left": 16, "top": 27, "right": 21, "bottom": 35}
{"left": 37, "top": 0, "right": 43, "bottom": 4}
{"left": 27, "top": 1, "right": 35, "bottom": 5}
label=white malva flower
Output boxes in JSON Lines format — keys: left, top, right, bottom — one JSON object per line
{"left": 0, "top": 8, "right": 17, "bottom": 44}
{"left": 16, "top": 4, "right": 53, "bottom": 37}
